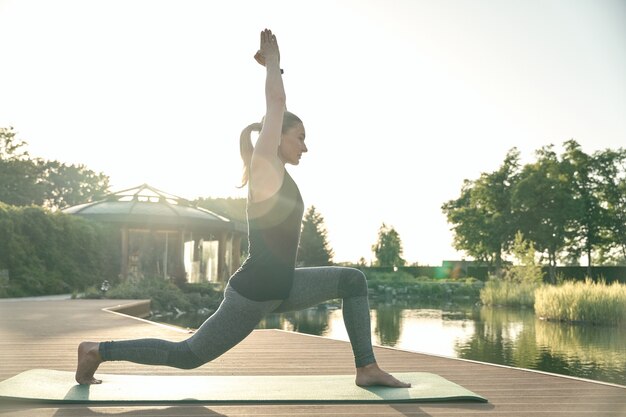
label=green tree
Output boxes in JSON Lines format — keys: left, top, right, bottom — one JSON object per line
{"left": 594, "top": 147, "right": 626, "bottom": 262}
{"left": 0, "top": 127, "right": 110, "bottom": 209}
{"left": 442, "top": 149, "right": 520, "bottom": 271}
{"left": 513, "top": 146, "right": 574, "bottom": 282}
{"left": 0, "top": 127, "right": 46, "bottom": 206}
{"left": 297, "top": 206, "right": 334, "bottom": 266}
{"left": 40, "top": 160, "right": 110, "bottom": 209}
{"left": 503, "top": 232, "right": 544, "bottom": 284}
{"left": 561, "top": 140, "right": 607, "bottom": 275}
{"left": 371, "top": 223, "right": 405, "bottom": 267}
{"left": 194, "top": 197, "right": 247, "bottom": 222}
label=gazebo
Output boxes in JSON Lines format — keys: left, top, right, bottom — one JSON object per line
{"left": 63, "top": 184, "right": 247, "bottom": 284}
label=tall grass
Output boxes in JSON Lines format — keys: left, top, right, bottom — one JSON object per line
{"left": 534, "top": 280, "right": 626, "bottom": 326}
{"left": 480, "top": 232, "right": 543, "bottom": 308}
{"left": 480, "top": 279, "right": 539, "bottom": 307}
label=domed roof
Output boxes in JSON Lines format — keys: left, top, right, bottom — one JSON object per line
{"left": 63, "top": 184, "right": 246, "bottom": 233}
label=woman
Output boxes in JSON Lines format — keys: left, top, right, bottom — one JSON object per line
{"left": 76, "top": 29, "right": 410, "bottom": 388}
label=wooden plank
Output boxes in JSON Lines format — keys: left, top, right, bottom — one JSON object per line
{"left": 0, "top": 298, "right": 625, "bottom": 417}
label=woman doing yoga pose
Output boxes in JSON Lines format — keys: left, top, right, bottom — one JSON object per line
{"left": 75, "top": 29, "right": 410, "bottom": 389}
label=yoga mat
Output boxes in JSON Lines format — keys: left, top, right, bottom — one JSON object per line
{"left": 0, "top": 369, "right": 487, "bottom": 404}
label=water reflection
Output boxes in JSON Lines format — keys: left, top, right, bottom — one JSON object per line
{"left": 374, "top": 304, "right": 403, "bottom": 346}
{"left": 455, "top": 307, "right": 540, "bottom": 370}
{"left": 258, "top": 305, "right": 330, "bottom": 335}
{"left": 160, "top": 300, "right": 626, "bottom": 385}
{"left": 455, "top": 306, "right": 626, "bottom": 385}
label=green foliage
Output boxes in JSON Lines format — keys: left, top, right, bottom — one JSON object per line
{"left": 0, "top": 127, "right": 45, "bottom": 206}
{"left": 0, "top": 127, "right": 109, "bottom": 209}
{"left": 445, "top": 140, "right": 626, "bottom": 283}
{"left": 298, "top": 205, "right": 334, "bottom": 266}
{"left": 365, "top": 270, "right": 416, "bottom": 283}
{"left": 594, "top": 148, "right": 626, "bottom": 263}
{"left": 371, "top": 223, "right": 406, "bottom": 267}
{"left": 480, "top": 278, "right": 538, "bottom": 307}
{"left": 365, "top": 270, "right": 483, "bottom": 301}
{"left": 512, "top": 145, "right": 574, "bottom": 283}
{"left": 561, "top": 141, "right": 612, "bottom": 274}
{"left": 96, "top": 277, "right": 224, "bottom": 314}
{"left": 534, "top": 280, "right": 626, "bottom": 326}
{"left": 442, "top": 149, "right": 520, "bottom": 269}
{"left": 480, "top": 233, "right": 544, "bottom": 306}
{"left": 105, "top": 276, "right": 191, "bottom": 312}
{"left": 39, "top": 160, "right": 110, "bottom": 209}
{"left": 194, "top": 196, "right": 247, "bottom": 222}
{"left": 503, "top": 232, "right": 544, "bottom": 284}
{"left": 0, "top": 203, "right": 119, "bottom": 297}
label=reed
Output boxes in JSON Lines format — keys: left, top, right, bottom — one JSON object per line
{"left": 479, "top": 278, "right": 538, "bottom": 307}
{"left": 534, "top": 280, "right": 626, "bottom": 326}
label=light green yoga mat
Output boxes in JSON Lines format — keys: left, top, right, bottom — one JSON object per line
{"left": 0, "top": 369, "right": 486, "bottom": 404}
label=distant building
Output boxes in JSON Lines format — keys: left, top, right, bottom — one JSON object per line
{"left": 63, "top": 184, "right": 247, "bottom": 284}
{"left": 441, "top": 260, "right": 488, "bottom": 279}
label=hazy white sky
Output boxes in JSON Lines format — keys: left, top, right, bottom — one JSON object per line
{"left": 1, "top": 0, "right": 625, "bottom": 265}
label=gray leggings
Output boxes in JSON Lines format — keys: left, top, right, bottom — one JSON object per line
{"left": 99, "top": 267, "right": 376, "bottom": 368}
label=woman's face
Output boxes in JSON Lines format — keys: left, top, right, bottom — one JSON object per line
{"left": 279, "top": 122, "right": 307, "bottom": 165}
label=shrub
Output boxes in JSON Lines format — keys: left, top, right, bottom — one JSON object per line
{"left": 534, "top": 280, "right": 626, "bottom": 326}
{"left": 105, "top": 276, "right": 191, "bottom": 313}
{"left": 480, "top": 233, "right": 544, "bottom": 307}
{"left": 0, "top": 203, "right": 119, "bottom": 297}
{"left": 365, "top": 270, "right": 416, "bottom": 283}
{"left": 364, "top": 270, "right": 483, "bottom": 301}
{"left": 480, "top": 278, "right": 538, "bottom": 307}
{"left": 88, "top": 277, "right": 225, "bottom": 316}
{"left": 504, "top": 232, "right": 544, "bottom": 284}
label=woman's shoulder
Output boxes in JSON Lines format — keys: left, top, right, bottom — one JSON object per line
{"left": 248, "top": 167, "right": 288, "bottom": 204}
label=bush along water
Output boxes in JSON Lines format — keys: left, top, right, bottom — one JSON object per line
{"left": 534, "top": 280, "right": 626, "bottom": 326}
{"left": 480, "top": 278, "right": 539, "bottom": 308}
{"left": 479, "top": 232, "right": 543, "bottom": 308}
{"left": 82, "top": 276, "right": 224, "bottom": 326}
{"left": 364, "top": 271, "right": 484, "bottom": 302}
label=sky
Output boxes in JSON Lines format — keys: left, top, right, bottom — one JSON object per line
{"left": 1, "top": 0, "right": 625, "bottom": 266}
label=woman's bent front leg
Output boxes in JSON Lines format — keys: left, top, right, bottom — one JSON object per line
{"left": 274, "top": 267, "right": 410, "bottom": 387}
{"left": 274, "top": 267, "right": 376, "bottom": 367}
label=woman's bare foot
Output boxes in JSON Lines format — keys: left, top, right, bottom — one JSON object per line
{"left": 355, "top": 362, "right": 411, "bottom": 388}
{"left": 75, "top": 341, "right": 103, "bottom": 385}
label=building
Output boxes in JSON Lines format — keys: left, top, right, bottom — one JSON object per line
{"left": 63, "top": 184, "right": 247, "bottom": 284}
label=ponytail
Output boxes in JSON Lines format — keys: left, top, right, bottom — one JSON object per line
{"left": 238, "top": 122, "right": 262, "bottom": 187}
{"left": 238, "top": 111, "right": 302, "bottom": 188}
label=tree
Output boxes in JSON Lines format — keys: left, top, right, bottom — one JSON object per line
{"left": 40, "top": 161, "right": 110, "bottom": 209}
{"left": 442, "top": 149, "right": 520, "bottom": 271}
{"left": 513, "top": 145, "right": 574, "bottom": 282}
{"left": 371, "top": 223, "right": 405, "bottom": 267}
{"left": 194, "top": 197, "right": 247, "bottom": 223}
{"left": 0, "top": 126, "right": 29, "bottom": 159}
{"left": 0, "top": 127, "right": 46, "bottom": 206}
{"left": 561, "top": 140, "right": 607, "bottom": 276}
{"left": 297, "top": 206, "right": 334, "bottom": 266}
{"left": 594, "top": 147, "right": 626, "bottom": 262}
{"left": 503, "top": 232, "right": 544, "bottom": 284}
{"left": 0, "top": 127, "right": 110, "bottom": 209}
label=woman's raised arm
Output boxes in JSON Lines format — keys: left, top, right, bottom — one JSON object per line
{"left": 249, "top": 29, "right": 287, "bottom": 201}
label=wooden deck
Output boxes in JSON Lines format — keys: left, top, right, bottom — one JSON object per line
{"left": 0, "top": 297, "right": 624, "bottom": 417}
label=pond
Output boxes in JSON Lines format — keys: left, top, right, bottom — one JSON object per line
{"left": 160, "top": 299, "right": 626, "bottom": 386}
